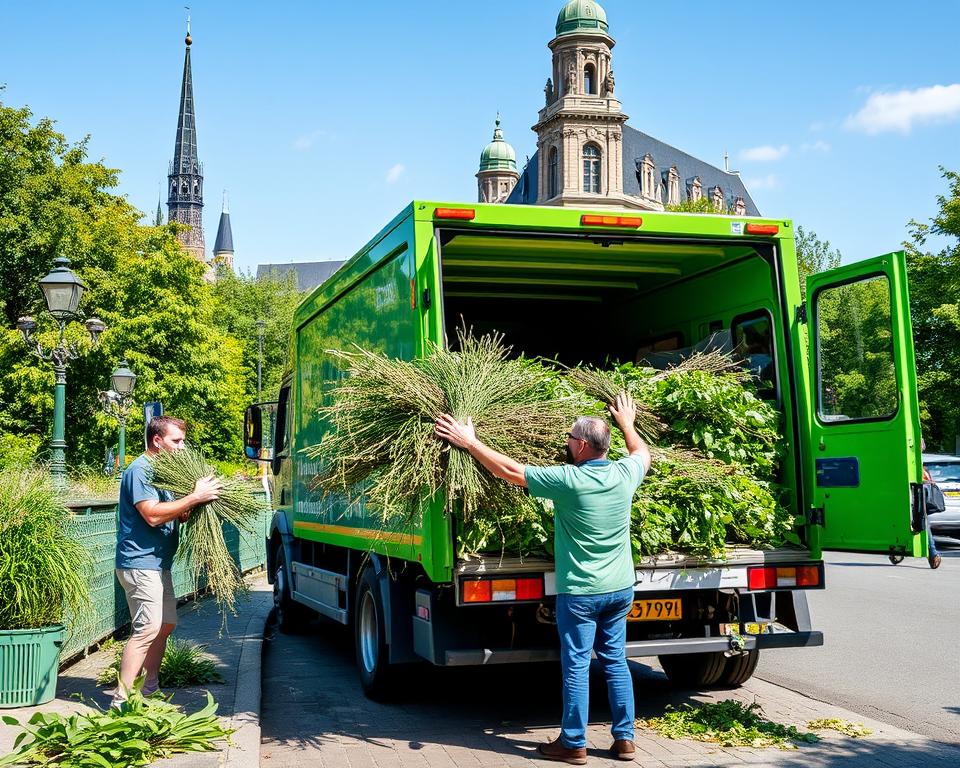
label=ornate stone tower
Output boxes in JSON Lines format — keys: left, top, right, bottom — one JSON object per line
{"left": 477, "top": 115, "right": 520, "bottom": 203}
{"left": 166, "top": 18, "right": 205, "bottom": 260}
{"left": 212, "top": 191, "right": 234, "bottom": 272}
{"left": 534, "top": 0, "right": 636, "bottom": 208}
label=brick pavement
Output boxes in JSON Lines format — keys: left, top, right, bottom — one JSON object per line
{"left": 260, "top": 615, "right": 960, "bottom": 768}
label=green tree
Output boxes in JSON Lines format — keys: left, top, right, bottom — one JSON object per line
{"left": 665, "top": 197, "right": 730, "bottom": 214}
{"left": 210, "top": 268, "right": 302, "bottom": 401}
{"left": 795, "top": 226, "right": 842, "bottom": 297}
{"left": 0, "top": 99, "right": 248, "bottom": 467}
{"left": 905, "top": 167, "right": 960, "bottom": 451}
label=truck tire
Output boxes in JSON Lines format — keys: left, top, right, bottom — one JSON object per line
{"left": 717, "top": 650, "right": 760, "bottom": 687}
{"left": 355, "top": 565, "right": 394, "bottom": 699}
{"left": 273, "top": 547, "right": 309, "bottom": 632}
{"left": 658, "top": 652, "right": 727, "bottom": 687}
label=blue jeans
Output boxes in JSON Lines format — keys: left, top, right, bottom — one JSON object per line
{"left": 555, "top": 586, "right": 635, "bottom": 748}
{"left": 928, "top": 525, "right": 939, "bottom": 558}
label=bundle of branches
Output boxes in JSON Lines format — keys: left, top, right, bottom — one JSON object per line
{"left": 149, "top": 449, "right": 266, "bottom": 615}
{"left": 306, "top": 329, "right": 581, "bottom": 526}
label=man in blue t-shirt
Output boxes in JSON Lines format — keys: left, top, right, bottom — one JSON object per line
{"left": 435, "top": 392, "right": 651, "bottom": 764}
{"left": 113, "top": 415, "right": 222, "bottom": 705}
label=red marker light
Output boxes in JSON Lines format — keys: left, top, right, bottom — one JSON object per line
{"left": 581, "top": 215, "right": 643, "bottom": 228}
{"left": 434, "top": 208, "right": 476, "bottom": 220}
{"left": 745, "top": 223, "right": 780, "bottom": 235}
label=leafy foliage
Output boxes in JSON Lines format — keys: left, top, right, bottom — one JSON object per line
{"left": 0, "top": 680, "right": 231, "bottom": 767}
{"left": 795, "top": 225, "right": 842, "bottom": 298}
{"left": 0, "top": 97, "right": 283, "bottom": 467}
{"left": 96, "top": 639, "right": 224, "bottom": 688}
{"left": 0, "top": 466, "right": 91, "bottom": 629}
{"left": 807, "top": 718, "right": 873, "bottom": 738}
{"left": 640, "top": 699, "right": 819, "bottom": 749}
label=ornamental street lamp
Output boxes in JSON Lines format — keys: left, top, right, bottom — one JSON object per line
{"left": 255, "top": 319, "right": 266, "bottom": 397}
{"left": 100, "top": 359, "right": 136, "bottom": 473}
{"left": 17, "top": 256, "right": 105, "bottom": 490}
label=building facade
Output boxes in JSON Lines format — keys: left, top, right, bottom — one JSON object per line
{"left": 482, "top": 1, "right": 758, "bottom": 216}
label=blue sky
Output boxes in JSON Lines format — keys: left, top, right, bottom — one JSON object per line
{"left": 2, "top": 1, "right": 957, "bottom": 274}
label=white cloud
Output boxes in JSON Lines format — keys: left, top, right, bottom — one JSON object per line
{"left": 292, "top": 129, "right": 331, "bottom": 151}
{"left": 800, "top": 140, "right": 831, "bottom": 153}
{"left": 739, "top": 144, "right": 789, "bottom": 162}
{"left": 744, "top": 174, "right": 779, "bottom": 190}
{"left": 385, "top": 164, "right": 406, "bottom": 184}
{"left": 845, "top": 84, "right": 960, "bottom": 134}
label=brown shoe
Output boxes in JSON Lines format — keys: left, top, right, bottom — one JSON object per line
{"left": 536, "top": 737, "right": 587, "bottom": 765}
{"left": 610, "top": 739, "right": 636, "bottom": 761}
{"left": 930, "top": 554, "right": 942, "bottom": 569}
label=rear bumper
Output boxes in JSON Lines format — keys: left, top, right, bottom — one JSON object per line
{"left": 440, "top": 631, "right": 823, "bottom": 666}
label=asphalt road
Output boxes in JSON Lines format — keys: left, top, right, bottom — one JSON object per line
{"left": 756, "top": 539, "right": 960, "bottom": 745}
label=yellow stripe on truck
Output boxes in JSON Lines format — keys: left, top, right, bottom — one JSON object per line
{"left": 293, "top": 521, "right": 422, "bottom": 546}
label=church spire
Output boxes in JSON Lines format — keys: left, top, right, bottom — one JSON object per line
{"left": 166, "top": 13, "right": 205, "bottom": 260}
{"left": 155, "top": 184, "right": 164, "bottom": 226}
{"left": 212, "top": 190, "right": 234, "bottom": 272}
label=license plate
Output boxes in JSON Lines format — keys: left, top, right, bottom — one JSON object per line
{"left": 627, "top": 598, "right": 682, "bottom": 622}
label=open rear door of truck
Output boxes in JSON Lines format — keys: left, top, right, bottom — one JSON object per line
{"left": 803, "top": 251, "right": 925, "bottom": 556}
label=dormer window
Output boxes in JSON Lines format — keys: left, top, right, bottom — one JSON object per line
{"left": 712, "top": 185, "right": 724, "bottom": 211}
{"left": 734, "top": 196, "right": 747, "bottom": 216}
{"left": 664, "top": 166, "right": 680, "bottom": 205}
{"left": 688, "top": 177, "right": 702, "bottom": 202}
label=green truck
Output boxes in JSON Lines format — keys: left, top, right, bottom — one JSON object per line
{"left": 244, "top": 201, "right": 927, "bottom": 697}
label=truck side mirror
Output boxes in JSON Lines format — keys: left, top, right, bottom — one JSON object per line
{"left": 244, "top": 402, "right": 277, "bottom": 462}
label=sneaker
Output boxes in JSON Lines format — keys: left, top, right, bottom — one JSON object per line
{"left": 109, "top": 694, "right": 127, "bottom": 710}
{"left": 929, "top": 554, "right": 942, "bottom": 569}
{"left": 609, "top": 739, "right": 636, "bottom": 761}
{"left": 536, "top": 737, "right": 587, "bottom": 765}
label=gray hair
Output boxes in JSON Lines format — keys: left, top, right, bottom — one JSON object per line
{"left": 572, "top": 416, "right": 610, "bottom": 454}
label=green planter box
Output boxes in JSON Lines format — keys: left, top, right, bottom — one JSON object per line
{"left": 0, "top": 625, "right": 66, "bottom": 708}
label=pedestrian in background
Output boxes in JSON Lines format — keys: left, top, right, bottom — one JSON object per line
{"left": 112, "top": 415, "right": 222, "bottom": 706}
{"left": 435, "top": 392, "right": 651, "bottom": 764}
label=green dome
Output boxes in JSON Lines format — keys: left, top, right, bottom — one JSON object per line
{"left": 555, "top": 0, "right": 608, "bottom": 37}
{"left": 479, "top": 115, "right": 517, "bottom": 173}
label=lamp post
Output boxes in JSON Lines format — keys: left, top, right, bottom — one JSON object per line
{"left": 100, "top": 359, "right": 136, "bottom": 473}
{"left": 255, "top": 319, "right": 266, "bottom": 397}
{"left": 16, "top": 257, "right": 106, "bottom": 490}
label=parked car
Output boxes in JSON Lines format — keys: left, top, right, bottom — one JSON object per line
{"left": 922, "top": 453, "right": 960, "bottom": 538}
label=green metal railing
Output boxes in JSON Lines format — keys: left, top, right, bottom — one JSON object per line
{"left": 61, "top": 492, "right": 270, "bottom": 660}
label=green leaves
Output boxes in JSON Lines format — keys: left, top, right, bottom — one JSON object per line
{"left": 96, "top": 639, "right": 224, "bottom": 688}
{"left": 0, "top": 685, "right": 230, "bottom": 767}
{"left": 641, "top": 699, "right": 819, "bottom": 749}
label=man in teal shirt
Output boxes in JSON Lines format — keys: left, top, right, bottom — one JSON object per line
{"left": 435, "top": 392, "right": 651, "bottom": 764}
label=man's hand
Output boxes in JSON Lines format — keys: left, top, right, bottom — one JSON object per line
{"left": 434, "top": 414, "right": 477, "bottom": 450}
{"left": 608, "top": 391, "right": 637, "bottom": 433}
{"left": 191, "top": 475, "right": 223, "bottom": 505}
{"left": 178, "top": 510, "right": 190, "bottom": 523}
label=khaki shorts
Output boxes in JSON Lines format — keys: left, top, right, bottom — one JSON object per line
{"left": 116, "top": 568, "right": 178, "bottom": 634}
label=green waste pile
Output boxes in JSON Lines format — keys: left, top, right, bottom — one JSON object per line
{"left": 307, "top": 331, "right": 799, "bottom": 562}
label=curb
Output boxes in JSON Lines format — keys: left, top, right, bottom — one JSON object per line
{"left": 221, "top": 592, "right": 272, "bottom": 768}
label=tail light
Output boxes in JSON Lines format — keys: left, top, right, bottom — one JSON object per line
{"left": 460, "top": 575, "right": 545, "bottom": 604}
{"left": 747, "top": 564, "right": 823, "bottom": 591}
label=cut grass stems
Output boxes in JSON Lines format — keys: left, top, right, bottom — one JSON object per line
{"left": 307, "top": 329, "right": 581, "bottom": 526}
{"left": 807, "top": 718, "right": 873, "bottom": 738}
{"left": 149, "top": 448, "right": 266, "bottom": 616}
{"left": 96, "top": 638, "right": 224, "bottom": 688}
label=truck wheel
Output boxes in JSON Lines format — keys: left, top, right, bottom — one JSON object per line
{"left": 274, "top": 547, "right": 308, "bottom": 632}
{"left": 355, "top": 566, "right": 394, "bottom": 699}
{"left": 717, "top": 650, "right": 760, "bottom": 687}
{"left": 658, "top": 652, "right": 727, "bottom": 687}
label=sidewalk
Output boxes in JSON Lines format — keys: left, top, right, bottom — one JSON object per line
{"left": 0, "top": 577, "right": 272, "bottom": 768}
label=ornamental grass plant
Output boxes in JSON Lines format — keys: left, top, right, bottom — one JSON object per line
{"left": 149, "top": 448, "right": 266, "bottom": 616}
{"left": 96, "top": 639, "right": 224, "bottom": 688}
{"left": 0, "top": 467, "right": 91, "bottom": 630}
{"left": 306, "top": 329, "right": 582, "bottom": 527}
